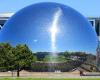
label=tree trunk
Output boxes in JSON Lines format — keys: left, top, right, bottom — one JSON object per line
{"left": 17, "top": 69, "right": 20, "bottom": 77}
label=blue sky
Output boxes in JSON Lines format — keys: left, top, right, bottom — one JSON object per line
{"left": 0, "top": 0, "right": 100, "bottom": 17}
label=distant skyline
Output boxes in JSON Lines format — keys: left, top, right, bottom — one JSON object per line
{"left": 0, "top": 0, "right": 100, "bottom": 17}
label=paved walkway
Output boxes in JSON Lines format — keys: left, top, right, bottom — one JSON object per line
{"left": 0, "top": 71, "right": 100, "bottom": 78}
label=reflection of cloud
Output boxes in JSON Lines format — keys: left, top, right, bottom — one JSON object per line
{"left": 50, "top": 7, "right": 62, "bottom": 53}
{"left": 33, "top": 39, "right": 38, "bottom": 42}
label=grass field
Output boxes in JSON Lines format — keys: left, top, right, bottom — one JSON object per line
{"left": 0, "top": 78, "right": 100, "bottom": 80}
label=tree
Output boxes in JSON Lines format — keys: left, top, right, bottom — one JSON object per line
{"left": 0, "top": 43, "right": 15, "bottom": 71}
{"left": 0, "top": 43, "right": 36, "bottom": 76}
{"left": 14, "top": 44, "right": 36, "bottom": 77}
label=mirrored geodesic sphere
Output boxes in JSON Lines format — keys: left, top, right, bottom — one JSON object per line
{"left": 0, "top": 2, "right": 98, "bottom": 54}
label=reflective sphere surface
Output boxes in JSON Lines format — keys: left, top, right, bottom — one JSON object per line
{"left": 0, "top": 2, "right": 98, "bottom": 53}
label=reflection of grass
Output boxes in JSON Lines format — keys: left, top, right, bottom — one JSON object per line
{"left": 0, "top": 78, "right": 100, "bottom": 80}
{"left": 43, "top": 55, "right": 69, "bottom": 62}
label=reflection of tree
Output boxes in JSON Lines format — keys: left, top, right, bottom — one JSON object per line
{"left": 0, "top": 42, "right": 97, "bottom": 73}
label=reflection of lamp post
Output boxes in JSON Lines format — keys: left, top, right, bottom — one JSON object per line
{"left": 96, "top": 35, "right": 100, "bottom": 71}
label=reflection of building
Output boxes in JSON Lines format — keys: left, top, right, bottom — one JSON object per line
{"left": 88, "top": 17, "right": 100, "bottom": 37}
{"left": 0, "top": 13, "right": 14, "bottom": 29}
{"left": 88, "top": 17, "right": 100, "bottom": 71}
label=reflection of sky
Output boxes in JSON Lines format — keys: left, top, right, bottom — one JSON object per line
{"left": 0, "top": 3, "right": 98, "bottom": 54}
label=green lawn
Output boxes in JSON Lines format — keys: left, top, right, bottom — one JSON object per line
{"left": 0, "top": 78, "right": 100, "bottom": 80}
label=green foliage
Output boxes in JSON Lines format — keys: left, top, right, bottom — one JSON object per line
{"left": 34, "top": 52, "right": 48, "bottom": 61}
{"left": 0, "top": 43, "right": 15, "bottom": 70}
{"left": 0, "top": 43, "right": 37, "bottom": 77}
{"left": 14, "top": 44, "right": 36, "bottom": 69}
